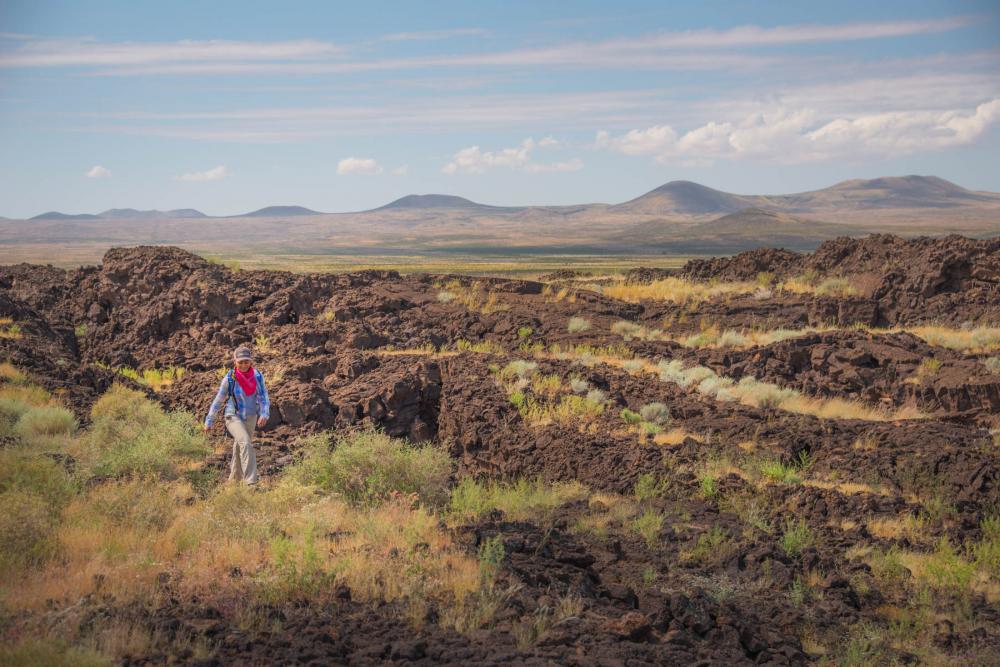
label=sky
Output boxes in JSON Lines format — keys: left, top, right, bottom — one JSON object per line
{"left": 1, "top": 0, "right": 999, "bottom": 218}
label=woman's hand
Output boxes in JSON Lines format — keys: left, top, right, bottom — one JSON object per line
{"left": 257, "top": 416, "right": 267, "bottom": 428}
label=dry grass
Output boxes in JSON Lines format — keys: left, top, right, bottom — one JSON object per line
{"left": 117, "top": 366, "right": 187, "bottom": 391}
{"left": 442, "top": 279, "right": 510, "bottom": 314}
{"left": 603, "top": 277, "right": 759, "bottom": 305}
{"left": 0, "top": 316, "right": 23, "bottom": 339}
{"left": 900, "top": 325, "right": 1000, "bottom": 354}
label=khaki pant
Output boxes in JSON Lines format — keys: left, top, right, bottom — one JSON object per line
{"left": 225, "top": 412, "right": 258, "bottom": 485}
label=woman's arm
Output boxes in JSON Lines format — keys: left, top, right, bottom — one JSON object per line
{"left": 256, "top": 370, "right": 270, "bottom": 422}
{"left": 204, "top": 375, "right": 230, "bottom": 428}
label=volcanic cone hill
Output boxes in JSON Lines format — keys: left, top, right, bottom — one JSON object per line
{"left": 2, "top": 234, "right": 1000, "bottom": 664}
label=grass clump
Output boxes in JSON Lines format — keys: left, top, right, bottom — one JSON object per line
{"left": 500, "top": 359, "right": 538, "bottom": 381}
{"left": 14, "top": 404, "right": 77, "bottom": 443}
{"left": 449, "top": 477, "right": 587, "bottom": 523}
{"left": 984, "top": 356, "right": 1000, "bottom": 373}
{"left": 620, "top": 408, "right": 642, "bottom": 425}
{"left": 117, "top": 366, "right": 186, "bottom": 391}
{"left": 638, "top": 402, "right": 670, "bottom": 426}
{"left": 72, "top": 385, "right": 208, "bottom": 480}
{"left": 290, "top": 429, "right": 452, "bottom": 507}
{"left": 0, "top": 639, "right": 111, "bottom": 667}
{"left": 567, "top": 316, "right": 591, "bottom": 333}
{"left": 569, "top": 378, "right": 590, "bottom": 394}
{"left": 437, "top": 290, "right": 456, "bottom": 303}
{"left": 0, "top": 449, "right": 74, "bottom": 575}
{"left": 631, "top": 509, "right": 664, "bottom": 548}
{"left": 633, "top": 473, "right": 667, "bottom": 501}
{"left": 682, "top": 525, "right": 736, "bottom": 566}
{"left": 780, "top": 518, "right": 815, "bottom": 557}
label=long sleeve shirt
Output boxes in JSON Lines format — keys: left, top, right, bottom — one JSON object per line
{"left": 204, "top": 369, "right": 270, "bottom": 428}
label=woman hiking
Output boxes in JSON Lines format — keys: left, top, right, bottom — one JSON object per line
{"left": 203, "top": 346, "right": 270, "bottom": 486}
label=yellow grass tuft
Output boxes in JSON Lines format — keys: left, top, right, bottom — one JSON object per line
{"left": 603, "top": 277, "right": 759, "bottom": 304}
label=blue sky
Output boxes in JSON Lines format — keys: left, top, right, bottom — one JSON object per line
{"left": 1, "top": 0, "right": 998, "bottom": 217}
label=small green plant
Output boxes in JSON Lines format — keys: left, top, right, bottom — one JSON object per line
{"left": 74, "top": 324, "right": 87, "bottom": 338}
{"left": 698, "top": 474, "right": 718, "bottom": 499}
{"left": 984, "top": 356, "right": 1000, "bottom": 373}
{"left": 924, "top": 537, "right": 975, "bottom": 594}
{"left": 14, "top": 404, "right": 77, "bottom": 442}
{"left": 634, "top": 473, "right": 666, "bottom": 501}
{"left": 567, "top": 316, "right": 591, "bottom": 333}
{"left": 450, "top": 477, "right": 586, "bottom": 524}
{"left": 780, "top": 518, "right": 815, "bottom": 557}
{"left": 508, "top": 391, "right": 527, "bottom": 410}
{"left": 758, "top": 459, "right": 803, "bottom": 485}
{"left": 973, "top": 514, "right": 1000, "bottom": 574}
{"left": 620, "top": 408, "right": 642, "bottom": 425}
{"left": 478, "top": 535, "right": 505, "bottom": 583}
{"left": 517, "top": 326, "right": 533, "bottom": 339}
{"left": 631, "top": 509, "right": 664, "bottom": 548}
{"left": 569, "top": 378, "right": 589, "bottom": 394}
{"left": 585, "top": 388, "right": 607, "bottom": 404}
{"left": 500, "top": 359, "right": 538, "bottom": 381}
{"left": 682, "top": 525, "right": 735, "bottom": 565}
{"left": 916, "top": 357, "right": 942, "bottom": 379}
{"left": 254, "top": 334, "right": 272, "bottom": 352}
{"left": 638, "top": 402, "right": 670, "bottom": 426}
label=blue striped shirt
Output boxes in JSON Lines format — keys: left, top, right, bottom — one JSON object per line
{"left": 204, "top": 369, "right": 270, "bottom": 428}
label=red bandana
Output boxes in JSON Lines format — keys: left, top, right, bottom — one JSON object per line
{"left": 234, "top": 367, "right": 257, "bottom": 396}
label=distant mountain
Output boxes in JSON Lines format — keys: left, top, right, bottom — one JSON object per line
{"left": 240, "top": 206, "right": 322, "bottom": 217}
{"left": 794, "top": 175, "right": 1000, "bottom": 209}
{"left": 99, "top": 208, "right": 207, "bottom": 220}
{"left": 30, "top": 211, "right": 101, "bottom": 221}
{"left": 612, "top": 181, "right": 759, "bottom": 216}
{"left": 614, "top": 175, "right": 1000, "bottom": 217}
{"left": 374, "top": 194, "right": 511, "bottom": 212}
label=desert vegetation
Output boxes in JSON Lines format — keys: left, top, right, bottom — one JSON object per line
{"left": 2, "top": 235, "right": 999, "bottom": 664}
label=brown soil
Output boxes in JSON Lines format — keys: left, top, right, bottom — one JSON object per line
{"left": 3, "top": 238, "right": 1000, "bottom": 664}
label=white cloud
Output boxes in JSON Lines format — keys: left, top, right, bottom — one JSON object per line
{"left": 174, "top": 165, "right": 228, "bottom": 181}
{"left": 596, "top": 99, "right": 1000, "bottom": 164}
{"left": 0, "top": 38, "right": 339, "bottom": 68}
{"left": 85, "top": 165, "right": 110, "bottom": 178}
{"left": 337, "top": 157, "right": 383, "bottom": 175}
{"left": 0, "top": 17, "right": 970, "bottom": 76}
{"left": 391, "top": 164, "right": 409, "bottom": 176}
{"left": 379, "top": 28, "right": 486, "bottom": 42}
{"left": 443, "top": 137, "right": 583, "bottom": 174}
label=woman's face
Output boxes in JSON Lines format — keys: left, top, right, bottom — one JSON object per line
{"left": 235, "top": 358, "right": 252, "bottom": 371}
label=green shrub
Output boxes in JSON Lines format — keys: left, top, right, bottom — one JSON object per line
{"left": 76, "top": 385, "right": 208, "bottom": 480}
{"left": 758, "top": 459, "right": 803, "bottom": 485}
{"left": 973, "top": 515, "right": 1000, "bottom": 574}
{"left": 500, "top": 360, "right": 538, "bottom": 380}
{"left": 14, "top": 404, "right": 77, "bottom": 442}
{"left": 631, "top": 509, "right": 664, "bottom": 547}
{"left": 508, "top": 391, "right": 527, "bottom": 410}
{"left": 698, "top": 474, "right": 718, "bottom": 499}
{"left": 478, "top": 535, "right": 505, "bottom": 583}
{"left": 569, "top": 378, "right": 590, "bottom": 394}
{"left": 620, "top": 408, "right": 642, "bottom": 425}
{"left": 0, "top": 448, "right": 74, "bottom": 511}
{"left": 290, "top": 429, "right": 452, "bottom": 507}
{"left": 780, "top": 518, "right": 814, "bottom": 557}
{"left": 567, "top": 317, "right": 591, "bottom": 333}
{"left": 634, "top": 473, "right": 666, "bottom": 501}
{"left": 924, "top": 537, "right": 975, "bottom": 594}
{"left": 517, "top": 326, "right": 533, "bottom": 339}
{"left": 639, "top": 402, "right": 670, "bottom": 426}
{"left": 682, "top": 525, "right": 735, "bottom": 565}
{"left": 0, "top": 489, "right": 62, "bottom": 575}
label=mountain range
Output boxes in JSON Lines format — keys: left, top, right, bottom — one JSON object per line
{"left": 4, "top": 175, "right": 999, "bottom": 262}
{"left": 16, "top": 175, "right": 1000, "bottom": 221}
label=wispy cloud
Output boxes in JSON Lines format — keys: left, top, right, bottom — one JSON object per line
{"left": 0, "top": 37, "right": 340, "bottom": 68}
{"left": 85, "top": 165, "right": 110, "bottom": 178}
{"left": 596, "top": 98, "right": 1000, "bottom": 164}
{"left": 174, "top": 165, "right": 228, "bottom": 181}
{"left": 337, "top": 157, "right": 382, "bottom": 175}
{"left": 379, "top": 28, "right": 487, "bottom": 42}
{"left": 442, "top": 137, "right": 583, "bottom": 174}
{"left": 391, "top": 164, "right": 409, "bottom": 176}
{"left": 0, "top": 17, "right": 972, "bottom": 76}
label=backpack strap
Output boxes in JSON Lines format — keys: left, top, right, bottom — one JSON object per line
{"left": 227, "top": 370, "right": 236, "bottom": 403}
